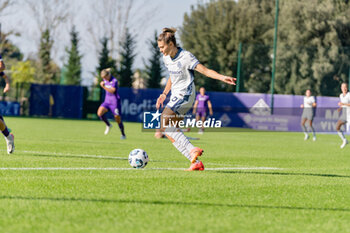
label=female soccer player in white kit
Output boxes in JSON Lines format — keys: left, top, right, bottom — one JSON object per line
{"left": 336, "top": 83, "right": 350, "bottom": 149}
{"left": 156, "top": 28, "right": 236, "bottom": 170}
{"left": 300, "top": 89, "right": 316, "bottom": 141}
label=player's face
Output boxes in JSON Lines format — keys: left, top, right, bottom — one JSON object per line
{"left": 102, "top": 74, "right": 111, "bottom": 81}
{"left": 341, "top": 84, "right": 348, "bottom": 93}
{"left": 305, "top": 90, "right": 311, "bottom": 97}
{"left": 158, "top": 40, "right": 173, "bottom": 56}
{"left": 200, "top": 88, "right": 205, "bottom": 95}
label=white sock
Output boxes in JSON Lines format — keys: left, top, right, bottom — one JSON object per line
{"left": 337, "top": 131, "right": 346, "bottom": 140}
{"left": 172, "top": 140, "right": 191, "bottom": 161}
{"left": 165, "top": 127, "right": 195, "bottom": 159}
{"left": 311, "top": 127, "right": 316, "bottom": 137}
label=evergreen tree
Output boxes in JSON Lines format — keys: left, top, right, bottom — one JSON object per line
{"left": 119, "top": 28, "right": 136, "bottom": 87}
{"left": 38, "top": 29, "right": 58, "bottom": 84}
{"left": 63, "top": 26, "right": 82, "bottom": 85}
{"left": 96, "top": 37, "right": 117, "bottom": 76}
{"left": 145, "top": 31, "right": 163, "bottom": 89}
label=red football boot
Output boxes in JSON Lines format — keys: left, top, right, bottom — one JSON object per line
{"left": 186, "top": 161, "right": 205, "bottom": 171}
{"left": 190, "top": 147, "right": 203, "bottom": 164}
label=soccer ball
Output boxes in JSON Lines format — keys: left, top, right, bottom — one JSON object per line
{"left": 128, "top": 149, "right": 149, "bottom": 168}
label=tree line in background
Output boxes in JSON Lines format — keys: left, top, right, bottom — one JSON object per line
{"left": 2, "top": 0, "right": 350, "bottom": 98}
{"left": 0, "top": 0, "right": 162, "bottom": 104}
{"left": 181, "top": 0, "right": 350, "bottom": 96}
{"left": 0, "top": 24, "right": 162, "bottom": 102}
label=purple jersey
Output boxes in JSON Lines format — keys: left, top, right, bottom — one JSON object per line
{"left": 103, "top": 76, "right": 120, "bottom": 104}
{"left": 196, "top": 94, "right": 210, "bottom": 111}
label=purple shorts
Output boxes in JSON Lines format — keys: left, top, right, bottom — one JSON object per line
{"left": 101, "top": 100, "right": 121, "bottom": 116}
{"left": 196, "top": 109, "right": 207, "bottom": 118}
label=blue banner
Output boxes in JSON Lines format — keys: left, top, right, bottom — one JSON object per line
{"left": 30, "top": 84, "right": 84, "bottom": 118}
{"left": 0, "top": 101, "right": 20, "bottom": 116}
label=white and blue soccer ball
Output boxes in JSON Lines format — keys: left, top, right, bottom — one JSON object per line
{"left": 128, "top": 149, "right": 149, "bottom": 168}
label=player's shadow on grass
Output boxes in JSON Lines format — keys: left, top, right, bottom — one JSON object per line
{"left": 1, "top": 195, "right": 350, "bottom": 212}
{"left": 213, "top": 170, "right": 350, "bottom": 179}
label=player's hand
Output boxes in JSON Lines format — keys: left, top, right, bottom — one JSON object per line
{"left": 3, "top": 84, "right": 9, "bottom": 93}
{"left": 100, "top": 81, "right": 105, "bottom": 88}
{"left": 338, "top": 102, "right": 343, "bottom": 106}
{"left": 156, "top": 94, "right": 166, "bottom": 109}
{"left": 300, "top": 104, "right": 304, "bottom": 108}
{"left": 209, "top": 110, "right": 213, "bottom": 116}
{"left": 220, "top": 76, "right": 236, "bottom": 85}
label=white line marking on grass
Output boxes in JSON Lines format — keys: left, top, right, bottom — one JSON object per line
{"left": 16, "top": 150, "right": 127, "bottom": 160}
{"left": 12, "top": 150, "right": 236, "bottom": 166}
{"left": 205, "top": 167, "right": 283, "bottom": 170}
{"left": 0, "top": 167, "right": 283, "bottom": 171}
{"left": 0, "top": 167, "right": 134, "bottom": 171}
{"left": 7, "top": 150, "right": 284, "bottom": 170}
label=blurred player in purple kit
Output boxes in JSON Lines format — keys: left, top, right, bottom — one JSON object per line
{"left": 97, "top": 68, "right": 126, "bottom": 139}
{"left": 192, "top": 87, "right": 213, "bottom": 134}
{"left": 0, "top": 54, "right": 14, "bottom": 153}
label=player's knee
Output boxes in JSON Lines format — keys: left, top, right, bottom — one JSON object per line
{"left": 336, "top": 123, "right": 341, "bottom": 131}
{"left": 115, "top": 115, "right": 121, "bottom": 123}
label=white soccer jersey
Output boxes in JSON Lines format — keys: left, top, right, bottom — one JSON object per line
{"left": 340, "top": 92, "right": 350, "bottom": 114}
{"left": 163, "top": 47, "right": 199, "bottom": 97}
{"left": 303, "top": 96, "right": 315, "bottom": 108}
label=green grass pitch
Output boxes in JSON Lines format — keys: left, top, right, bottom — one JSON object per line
{"left": 0, "top": 117, "right": 350, "bottom": 232}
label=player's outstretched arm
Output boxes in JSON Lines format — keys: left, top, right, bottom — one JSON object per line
{"left": 195, "top": 64, "right": 236, "bottom": 85}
